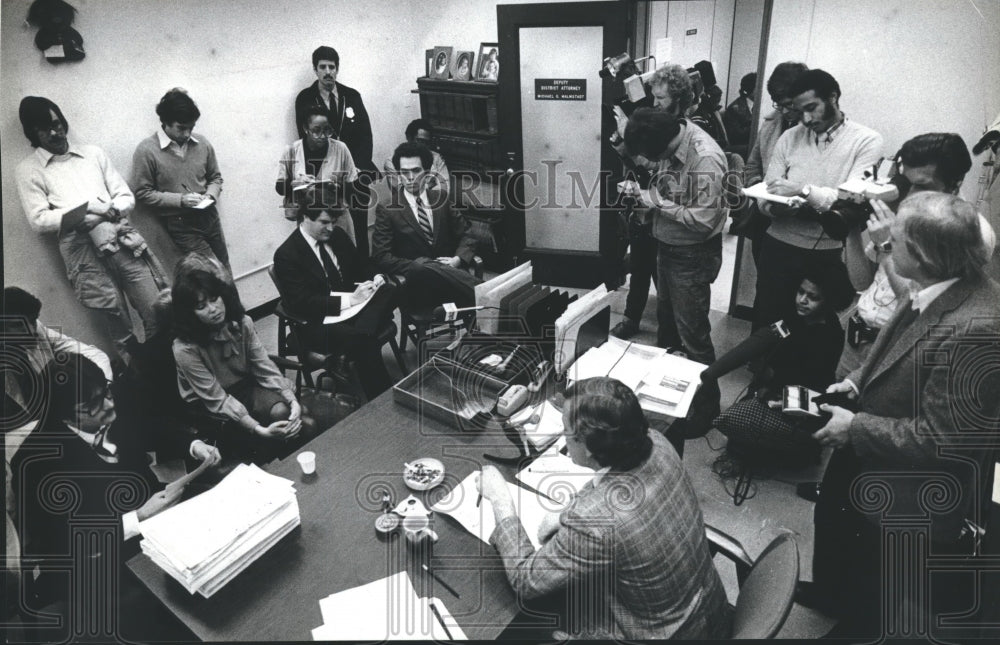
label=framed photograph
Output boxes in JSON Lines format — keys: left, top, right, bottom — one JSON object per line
{"left": 430, "top": 46, "right": 452, "bottom": 79}
{"left": 451, "top": 50, "right": 474, "bottom": 82}
{"left": 425, "top": 49, "right": 434, "bottom": 77}
{"left": 476, "top": 42, "right": 499, "bottom": 82}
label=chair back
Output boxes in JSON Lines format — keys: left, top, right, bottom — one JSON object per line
{"left": 730, "top": 532, "right": 799, "bottom": 639}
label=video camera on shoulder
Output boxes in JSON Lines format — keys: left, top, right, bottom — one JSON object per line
{"left": 819, "top": 158, "right": 912, "bottom": 241}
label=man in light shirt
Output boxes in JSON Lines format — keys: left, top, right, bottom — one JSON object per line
{"left": 802, "top": 192, "right": 1000, "bottom": 638}
{"left": 15, "top": 96, "right": 168, "bottom": 358}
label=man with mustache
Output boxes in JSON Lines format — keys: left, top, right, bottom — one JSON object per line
{"left": 752, "top": 69, "right": 883, "bottom": 329}
{"left": 295, "top": 46, "right": 377, "bottom": 258}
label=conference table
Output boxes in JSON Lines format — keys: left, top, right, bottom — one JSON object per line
{"left": 127, "top": 387, "right": 543, "bottom": 641}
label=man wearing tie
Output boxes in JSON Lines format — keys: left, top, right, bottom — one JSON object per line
{"left": 272, "top": 202, "right": 395, "bottom": 399}
{"left": 295, "top": 46, "right": 377, "bottom": 258}
{"left": 372, "top": 142, "right": 479, "bottom": 309}
{"left": 802, "top": 192, "right": 1000, "bottom": 638}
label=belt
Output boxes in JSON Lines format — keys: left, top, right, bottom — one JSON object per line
{"left": 847, "top": 312, "right": 880, "bottom": 348}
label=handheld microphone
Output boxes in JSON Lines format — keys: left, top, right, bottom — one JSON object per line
{"left": 702, "top": 320, "right": 790, "bottom": 382}
{"left": 432, "top": 303, "right": 489, "bottom": 322}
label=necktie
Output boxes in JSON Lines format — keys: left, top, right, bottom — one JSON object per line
{"left": 415, "top": 200, "right": 434, "bottom": 247}
{"left": 317, "top": 242, "right": 343, "bottom": 290}
{"left": 92, "top": 425, "right": 119, "bottom": 463}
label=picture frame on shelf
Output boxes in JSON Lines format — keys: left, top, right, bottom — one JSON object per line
{"left": 476, "top": 42, "right": 499, "bottom": 82}
{"left": 425, "top": 49, "right": 434, "bottom": 77}
{"left": 430, "top": 46, "right": 452, "bottom": 79}
{"left": 451, "top": 50, "right": 474, "bottom": 81}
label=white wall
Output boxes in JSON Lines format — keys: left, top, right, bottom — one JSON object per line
{"left": 1, "top": 0, "right": 570, "bottom": 353}
{"left": 762, "top": 0, "right": 1000, "bottom": 204}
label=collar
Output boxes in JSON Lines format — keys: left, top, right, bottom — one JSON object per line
{"left": 910, "top": 277, "right": 960, "bottom": 312}
{"left": 298, "top": 223, "right": 326, "bottom": 249}
{"left": 157, "top": 129, "right": 198, "bottom": 149}
{"left": 590, "top": 466, "right": 613, "bottom": 486}
{"left": 66, "top": 421, "right": 118, "bottom": 459}
{"left": 402, "top": 188, "right": 430, "bottom": 211}
{"left": 815, "top": 115, "right": 846, "bottom": 145}
{"left": 36, "top": 142, "right": 84, "bottom": 165}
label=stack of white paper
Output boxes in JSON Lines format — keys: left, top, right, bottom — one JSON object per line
{"left": 311, "top": 571, "right": 466, "bottom": 640}
{"left": 565, "top": 338, "right": 706, "bottom": 417}
{"left": 516, "top": 436, "right": 596, "bottom": 501}
{"left": 474, "top": 261, "right": 532, "bottom": 334}
{"left": 138, "top": 463, "right": 300, "bottom": 598}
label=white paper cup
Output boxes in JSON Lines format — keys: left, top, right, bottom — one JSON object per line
{"left": 296, "top": 451, "right": 316, "bottom": 475}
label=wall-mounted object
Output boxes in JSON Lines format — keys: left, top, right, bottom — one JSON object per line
{"left": 27, "top": 0, "right": 85, "bottom": 63}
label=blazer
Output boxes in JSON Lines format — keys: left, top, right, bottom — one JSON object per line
{"left": 845, "top": 275, "right": 1000, "bottom": 542}
{"left": 371, "top": 188, "right": 477, "bottom": 275}
{"left": 294, "top": 81, "right": 376, "bottom": 173}
{"left": 490, "top": 432, "right": 731, "bottom": 639}
{"left": 273, "top": 227, "right": 369, "bottom": 323}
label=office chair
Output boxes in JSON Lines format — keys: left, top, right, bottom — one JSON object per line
{"left": 705, "top": 525, "right": 799, "bottom": 639}
{"left": 267, "top": 266, "right": 408, "bottom": 394}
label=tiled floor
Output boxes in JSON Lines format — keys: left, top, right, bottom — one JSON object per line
{"left": 252, "top": 229, "right": 836, "bottom": 637}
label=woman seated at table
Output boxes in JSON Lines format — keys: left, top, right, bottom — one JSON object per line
{"left": 11, "top": 354, "right": 221, "bottom": 617}
{"left": 276, "top": 105, "right": 358, "bottom": 241}
{"left": 477, "top": 377, "right": 731, "bottom": 639}
{"left": 171, "top": 264, "right": 314, "bottom": 463}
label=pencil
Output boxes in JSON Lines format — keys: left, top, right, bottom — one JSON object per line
{"left": 421, "top": 563, "right": 460, "bottom": 598}
{"left": 429, "top": 600, "right": 453, "bottom": 639}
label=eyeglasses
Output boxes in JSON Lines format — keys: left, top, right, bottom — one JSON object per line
{"left": 82, "top": 380, "right": 114, "bottom": 416}
{"left": 307, "top": 127, "right": 334, "bottom": 137}
{"left": 876, "top": 240, "right": 893, "bottom": 254}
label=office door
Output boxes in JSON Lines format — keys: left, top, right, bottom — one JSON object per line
{"left": 497, "top": 1, "right": 630, "bottom": 287}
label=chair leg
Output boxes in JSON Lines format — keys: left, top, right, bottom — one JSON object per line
{"left": 388, "top": 335, "right": 408, "bottom": 374}
{"left": 399, "top": 322, "right": 409, "bottom": 351}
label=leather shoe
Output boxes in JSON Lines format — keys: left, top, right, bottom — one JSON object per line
{"left": 610, "top": 318, "right": 640, "bottom": 340}
{"left": 796, "top": 481, "right": 821, "bottom": 502}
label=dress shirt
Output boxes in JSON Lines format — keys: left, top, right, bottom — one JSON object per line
{"left": 402, "top": 189, "right": 434, "bottom": 232}
{"left": 910, "top": 278, "right": 960, "bottom": 312}
{"left": 648, "top": 120, "right": 728, "bottom": 245}
{"left": 156, "top": 128, "right": 197, "bottom": 159}
{"left": 298, "top": 223, "right": 341, "bottom": 273}
{"left": 16, "top": 143, "right": 135, "bottom": 233}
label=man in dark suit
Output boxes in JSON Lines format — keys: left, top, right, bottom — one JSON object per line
{"left": 272, "top": 202, "right": 395, "bottom": 399}
{"left": 803, "top": 192, "right": 1000, "bottom": 638}
{"left": 295, "top": 46, "right": 377, "bottom": 258}
{"left": 372, "top": 141, "right": 480, "bottom": 308}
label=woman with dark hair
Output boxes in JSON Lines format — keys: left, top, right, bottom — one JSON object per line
{"left": 477, "top": 377, "right": 730, "bottom": 639}
{"left": 276, "top": 106, "right": 358, "bottom": 240}
{"left": 171, "top": 265, "right": 311, "bottom": 462}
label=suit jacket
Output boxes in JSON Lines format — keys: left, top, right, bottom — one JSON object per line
{"left": 845, "top": 275, "right": 1000, "bottom": 541}
{"left": 294, "top": 81, "right": 376, "bottom": 173}
{"left": 371, "top": 188, "right": 477, "bottom": 275}
{"left": 490, "top": 432, "right": 730, "bottom": 639}
{"left": 273, "top": 227, "right": 369, "bottom": 323}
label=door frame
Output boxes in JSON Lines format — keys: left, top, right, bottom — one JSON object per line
{"left": 497, "top": 1, "right": 631, "bottom": 288}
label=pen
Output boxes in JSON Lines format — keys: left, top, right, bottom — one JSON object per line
{"left": 422, "top": 563, "right": 460, "bottom": 598}
{"left": 475, "top": 493, "right": 482, "bottom": 508}
{"left": 429, "top": 600, "right": 453, "bottom": 639}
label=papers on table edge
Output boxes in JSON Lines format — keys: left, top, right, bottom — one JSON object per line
{"left": 431, "top": 472, "right": 566, "bottom": 550}
{"left": 553, "top": 283, "right": 616, "bottom": 374}
{"left": 474, "top": 261, "right": 532, "bottom": 335}
{"left": 742, "top": 181, "right": 803, "bottom": 206}
{"left": 516, "top": 436, "right": 596, "bottom": 501}
{"left": 566, "top": 337, "right": 706, "bottom": 418}
{"left": 138, "top": 463, "right": 299, "bottom": 598}
{"left": 311, "top": 571, "right": 466, "bottom": 640}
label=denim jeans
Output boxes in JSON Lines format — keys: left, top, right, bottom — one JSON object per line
{"left": 655, "top": 235, "right": 722, "bottom": 364}
{"left": 166, "top": 207, "right": 231, "bottom": 272}
{"left": 623, "top": 219, "right": 658, "bottom": 323}
{"left": 104, "top": 249, "right": 162, "bottom": 341}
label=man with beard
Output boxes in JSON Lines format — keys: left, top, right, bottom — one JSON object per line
{"left": 752, "top": 69, "right": 883, "bottom": 329}
{"left": 295, "top": 46, "right": 377, "bottom": 258}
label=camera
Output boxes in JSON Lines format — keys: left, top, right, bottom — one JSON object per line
{"left": 819, "top": 158, "right": 912, "bottom": 241}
